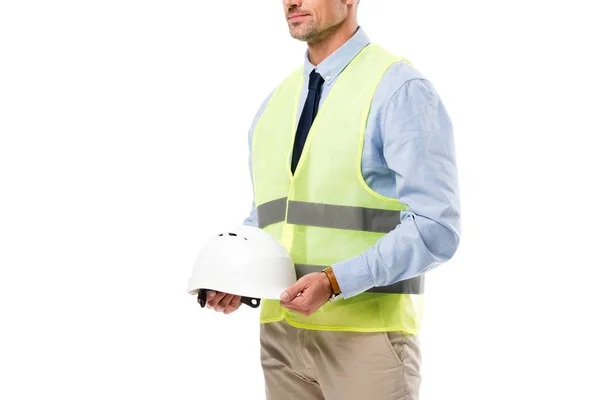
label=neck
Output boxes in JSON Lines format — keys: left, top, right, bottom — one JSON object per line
{"left": 307, "top": 21, "right": 358, "bottom": 66}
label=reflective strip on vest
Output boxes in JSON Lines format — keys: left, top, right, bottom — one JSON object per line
{"left": 295, "top": 263, "right": 424, "bottom": 294}
{"left": 287, "top": 200, "right": 401, "bottom": 233}
{"left": 257, "top": 198, "right": 402, "bottom": 232}
{"left": 257, "top": 197, "right": 287, "bottom": 228}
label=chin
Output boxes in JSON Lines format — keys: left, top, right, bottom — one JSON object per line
{"left": 291, "top": 28, "right": 317, "bottom": 42}
{"left": 289, "top": 30, "right": 307, "bottom": 41}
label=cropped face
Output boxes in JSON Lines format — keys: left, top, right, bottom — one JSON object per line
{"left": 283, "top": 0, "right": 349, "bottom": 42}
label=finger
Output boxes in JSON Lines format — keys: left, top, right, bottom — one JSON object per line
{"left": 215, "top": 293, "right": 235, "bottom": 312}
{"left": 281, "top": 291, "right": 305, "bottom": 306}
{"left": 223, "top": 296, "right": 241, "bottom": 314}
{"left": 281, "top": 290, "right": 313, "bottom": 314}
{"left": 207, "top": 291, "right": 226, "bottom": 309}
{"left": 280, "top": 279, "right": 308, "bottom": 301}
{"left": 280, "top": 296, "right": 304, "bottom": 311}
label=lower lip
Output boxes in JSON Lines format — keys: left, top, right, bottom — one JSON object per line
{"left": 289, "top": 15, "right": 308, "bottom": 22}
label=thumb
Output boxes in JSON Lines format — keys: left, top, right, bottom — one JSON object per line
{"left": 280, "top": 279, "right": 305, "bottom": 301}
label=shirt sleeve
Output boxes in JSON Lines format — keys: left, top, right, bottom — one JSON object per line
{"left": 242, "top": 129, "right": 258, "bottom": 227}
{"left": 331, "top": 78, "right": 462, "bottom": 298}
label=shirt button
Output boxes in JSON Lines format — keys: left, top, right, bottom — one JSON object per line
{"left": 326, "top": 75, "right": 331, "bottom": 81}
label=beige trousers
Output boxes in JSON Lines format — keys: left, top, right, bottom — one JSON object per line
{"left": 259, "top": 319, "right": 421, "bottom": 400}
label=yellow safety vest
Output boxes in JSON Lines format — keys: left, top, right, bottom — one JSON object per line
{"left": 252, "top": 43, "right": 424, "bottom": 333}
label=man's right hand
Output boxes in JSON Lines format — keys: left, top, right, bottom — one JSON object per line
{"left": 205, "top": 291, "right": 242, "bottom": 314}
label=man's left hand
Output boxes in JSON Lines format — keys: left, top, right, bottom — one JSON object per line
{"left": 279, "top": 272, "right": 333, "bottom": 316}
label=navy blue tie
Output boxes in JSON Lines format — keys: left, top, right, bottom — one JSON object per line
{"left": 291, "top": 69, "right": 325, "bottom": 175}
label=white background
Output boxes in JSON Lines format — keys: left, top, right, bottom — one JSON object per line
{"left": 1, "top": 0, "right": 599, "bottom": 399}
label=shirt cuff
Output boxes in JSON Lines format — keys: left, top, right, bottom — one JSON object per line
{"left": 331, "top": 254, "right": 375, "bottom": 299}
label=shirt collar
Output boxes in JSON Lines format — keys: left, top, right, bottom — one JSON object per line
{"left": 303, "top": 26, "right": 370, "bottom": 86}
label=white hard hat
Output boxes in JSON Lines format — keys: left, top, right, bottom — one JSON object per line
{"left": 187, "top": 225, "right": 297, "bottom": 308}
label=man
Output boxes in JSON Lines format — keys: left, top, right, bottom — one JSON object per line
{"left": 204, "top": 0, "right": 461, "bottom": 399}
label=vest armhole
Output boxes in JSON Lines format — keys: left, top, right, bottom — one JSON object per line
{"left": 355, "top": 52, "right": 411, "bottom": 208}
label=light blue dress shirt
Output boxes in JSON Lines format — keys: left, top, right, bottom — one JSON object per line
{"left": 243, "top": 27, "right": 461, "bottom": 299}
